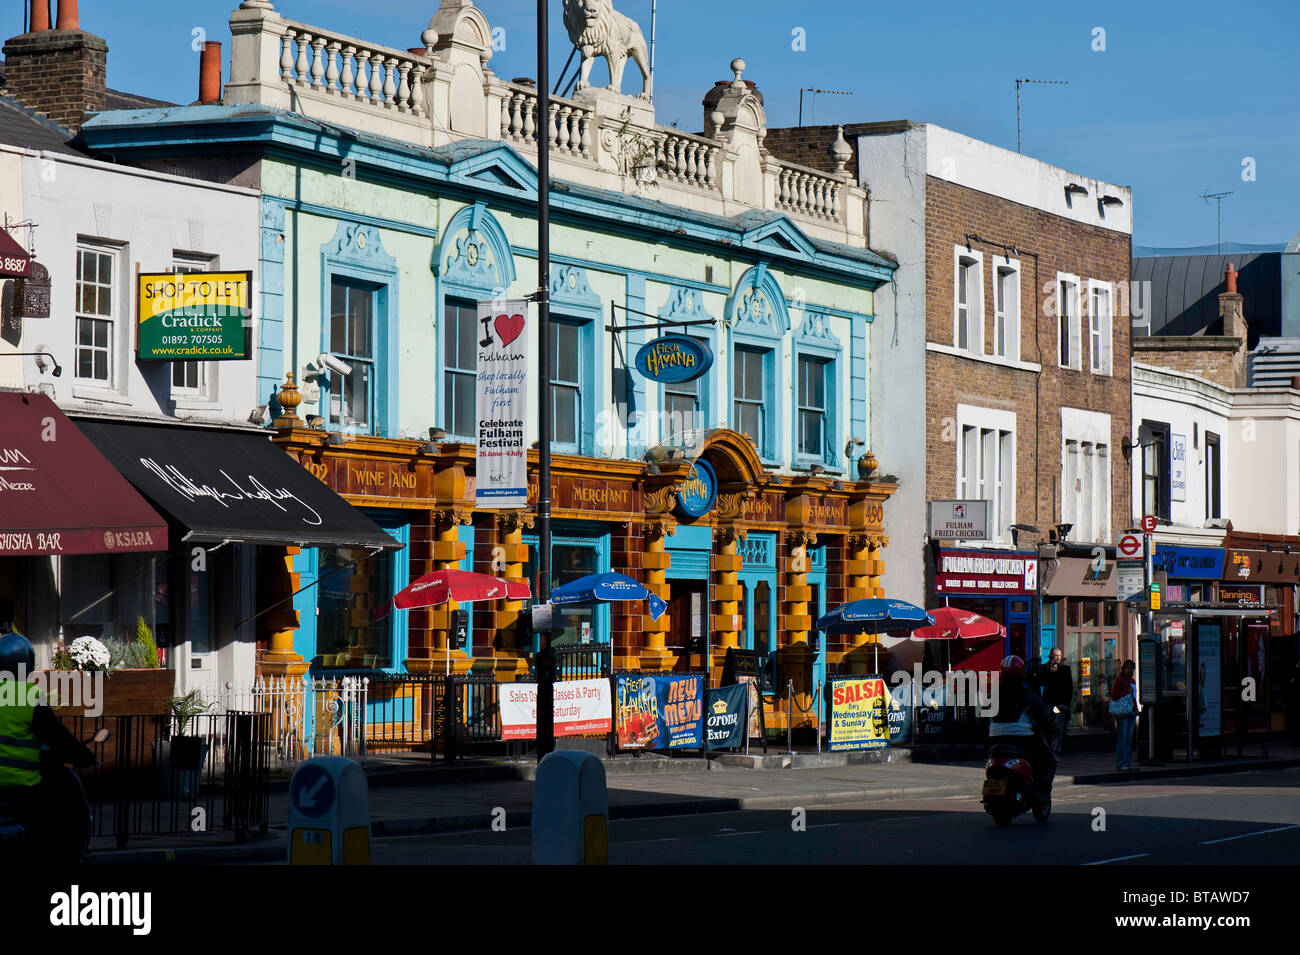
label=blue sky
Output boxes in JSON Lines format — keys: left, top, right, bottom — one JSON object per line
{"left": 6, "top": 0, "right": 1296, "bottom": 249}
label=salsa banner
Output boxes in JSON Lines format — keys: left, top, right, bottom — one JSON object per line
{"left": 137, "top": 271, "right": 252, "bottom": 361}
{"left": 828, "top": 676, "right": 890, "bottom": 751}
{"left": 499, "top": 678, "right": 611, "bottom": 740}
{"left": 615, "top": 674, "right": 704, "bottom": 750}
{"left": 475, "top": 299, "right": 528, "bottom": 509}
{"left": 705, "top": 683, "right": 747, "bottom": 750}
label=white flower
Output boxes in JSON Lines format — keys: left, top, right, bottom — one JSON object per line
{"left": 69, "top": 636, "right": 110, "bottom": 671}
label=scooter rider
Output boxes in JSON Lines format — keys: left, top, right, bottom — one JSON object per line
{"left": 0, "top": 624, "right": 97, "bottom": 846}
{"left": 987, "top": 655, "right": 1057, "bottom": 801}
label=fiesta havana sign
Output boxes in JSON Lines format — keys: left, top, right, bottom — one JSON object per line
{"left": 634, "top": 335, "right": 713, "bottom": 383}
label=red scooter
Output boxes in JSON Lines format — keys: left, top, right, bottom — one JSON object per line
{"left": 982, "top": 742, "right": 1052, "bottom": 826}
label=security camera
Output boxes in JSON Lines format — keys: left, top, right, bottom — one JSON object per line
{"left": 317, "top": 352, "right": 352, "bottom": 376}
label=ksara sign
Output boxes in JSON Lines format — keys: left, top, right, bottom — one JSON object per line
{"left": 137, "top": 271, "right": 252, "bottom": 361}
{"left": 633, "top": 335, "right": 713, "bottom": 383}
{"left": 928, "top": 500, "right": 991, "bottom": 541}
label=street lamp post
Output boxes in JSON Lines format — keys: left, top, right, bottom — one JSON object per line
{"left": 535, "top": 0, "right": 555, "bottom": 761}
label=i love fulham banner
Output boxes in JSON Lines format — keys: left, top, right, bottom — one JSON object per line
{"left": 475, "top": 299, "right": 528, "bottom": 508}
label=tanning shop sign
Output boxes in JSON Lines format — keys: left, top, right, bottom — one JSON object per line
{"left": 137, "top": 271, "right": 252, "bottom": 361}
{"left": 615, "top": 674, "right": 704, "bottom": 750}
{"left": 475, "top": 299, "right": 528, "bottom": 508}
{"left": 828, "top": 676, "right": 890, "bottom": 751}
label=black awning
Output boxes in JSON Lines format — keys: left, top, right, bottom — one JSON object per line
{"left": 76, "top": 420, "right": 401, "bottom": 551}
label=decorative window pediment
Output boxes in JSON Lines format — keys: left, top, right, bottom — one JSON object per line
{"left": 323, "top": 221, "right": 396, "bottom": 271}
{"left": 550, "top": 263, "right": 602, "bottom": 319}
{"left": 434, "top": 202, "right": 516, "bottom": 297}
{"left": 730, "top": 264, "right": 789, "bottom": 337}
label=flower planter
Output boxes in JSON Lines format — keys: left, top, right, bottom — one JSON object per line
{"left": 42, "top": 668, "right": 176, "bottom": 718}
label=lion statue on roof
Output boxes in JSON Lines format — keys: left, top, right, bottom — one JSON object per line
{"left": 561, "top": 0, "right": 652, "bottom": 100}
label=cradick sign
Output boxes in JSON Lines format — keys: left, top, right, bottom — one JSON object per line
{"left": 675, "top": 459, "right": 717, "bottom": 519}
{"left": 634, "top": 335, "right": 713, "bottom": 383}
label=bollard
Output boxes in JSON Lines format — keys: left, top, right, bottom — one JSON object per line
{"left": 787, "top": 678, "right": 794, "bottom": 754}
{"left": 816, "top": 680, "right": 822, "bottom": 754}
{"left": 531, "top": 750, "right": 608, "bottom": 865}
{"left": 287, "top": 756, "right": 371, "bottom": 865}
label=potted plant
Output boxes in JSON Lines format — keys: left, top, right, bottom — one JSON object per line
{"left": 154, "top": 689, "right": 212, "bottom": 800}
{"left": 48, "top": 623, "right": 175, "bottom": 718}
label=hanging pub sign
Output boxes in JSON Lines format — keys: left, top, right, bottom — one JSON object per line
{"left": 675, "top": 458, "right": 717, "bottom": 518}
{"left": 137, "top": 271, "right": 252, "bottom": 361}
{"left": 475, "top": 298, "right": 528, "bottom": 509}
{"left": 633, "top": 334, "right": 713, "bottom": 383}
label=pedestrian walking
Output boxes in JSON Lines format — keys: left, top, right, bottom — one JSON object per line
{"left": 1109, "top": 660, "right": 1138, "bottom": 770}
{"left": 1037, "top": 647, "right": 1073, "bottom": 756}
{"left": 1287, "top": 658, "right": 1300, "bottom": 747}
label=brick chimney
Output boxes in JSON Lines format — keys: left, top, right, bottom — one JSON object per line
{"left": 1, "top": 0, "right": 108, "bottom": 132}
{"left": 1220, "top": 262, "right": 1248, "bottom": 387}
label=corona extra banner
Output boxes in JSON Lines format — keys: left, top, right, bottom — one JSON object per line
{"left": 137, "top": 271, "right": 252, "bottom": 361}
{"left": 828, "top": 675, "right": 890, "bottom": 751}
{"left": 615, "top": 674, "right": 704, "bottom": 750}
{"left": 705, "top": 683, "right": 747, "bottom": 750}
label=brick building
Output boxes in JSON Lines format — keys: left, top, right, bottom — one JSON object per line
{"left": 768, "top": 121, "right": 1134, "bottom": 719}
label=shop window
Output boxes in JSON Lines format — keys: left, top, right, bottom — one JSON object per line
{"left": 1088, "top": 280, "right": 1113, "bottom": 375}
{"left": 1104, "top": 601, "right": 1118, "bottom": 627}
{"left": 444, "top": 298, "right": 478, "bottom": 439}
{"left": 317, "top": 547, "right": 394, "bottom": 668}
{"left": 797, "top": 355, "right": 829, "bottom": 460}
{"left": 953, "top": 247, "right": 983, "bottom": 354}
{"left": 524, "top": 541, "right": 601, "bottom": 647}
{"left": 663, "top": 341, "right": 703, "bottom": 438}
{"left": 171, "top": 254, "right": 216, "bottom": 398}
{"left": 551, "top": 320, "right": 582, "bottom": 453}
{"left": 956, "top": 405, "right": 1015, "bottom": 541}
{"left": 733, "top": 346, "right": 769, "bottom": 456}
{"left": 993, "top": 260, "right": 1020, "bottom": 360}
{"left": 1056, "top": 274, "right": 1081, "bottom": 370}
{"left": 328, "top": 278, "right": 377, "bottom": 433}
{"left": 57, "top": 554, "right": 154, "bottom": 644}
{"left": 75, "top": 244, "right": 117, "bottom": 384}
{"left": 1139, "top": 420, "right": 1171, "bottom": 522}
{"left": 1205, "top": 431, "right": 1221, "bottom": 519}
{"left": 753, "top": 580, "right": 771, "bottom": 659}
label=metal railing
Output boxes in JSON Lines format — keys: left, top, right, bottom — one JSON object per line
{"left": 59, "top": 711, "right": 271, "bottom": 849}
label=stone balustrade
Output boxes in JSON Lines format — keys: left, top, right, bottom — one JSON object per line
{"left": 224, "top": 4, "right": 866, "bottom": 243}
{"left": 770, "top": 157, "right": 844, "bottom": 221}
{"left": 279, "top": 20, "right": 428, "bottom": 116}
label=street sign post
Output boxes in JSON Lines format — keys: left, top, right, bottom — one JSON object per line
{"left": 1141, "top": 515, "right": 1158, "bottom": 535}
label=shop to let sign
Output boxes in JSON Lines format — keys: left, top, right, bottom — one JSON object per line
{"left": 137, "top": 271, "right": 252, "bottom": 361}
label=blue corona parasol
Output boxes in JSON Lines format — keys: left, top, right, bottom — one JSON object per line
{"left": 551, "top": 572, "right": 668, "bottom": 621}
{"left": 815, "top": 599, "right": 934, "bottom": 634}
{"left": 815, "top": 599, "right": 934, "bottom": 672}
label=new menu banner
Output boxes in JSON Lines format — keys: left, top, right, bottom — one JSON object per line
{"left": 828, "top": 676, "right": 890, "bottom": 751}
{"left": 615, "top": 674, "right": 704, "bottom": 750}
{"left": 475, "top": 299, "right": 528, "bottom": 508}
{"left": 137, "top": 271, "right": 252, "bottom": 361}
{"left": 499, "top": 678, "right": 611, "bottom": 740}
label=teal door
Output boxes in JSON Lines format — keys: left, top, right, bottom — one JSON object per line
{"left": 808, "top": 544, "right": 828, "bottom": 693}
{"left": 738, "top": 533, "right": 777, "bottom": 690}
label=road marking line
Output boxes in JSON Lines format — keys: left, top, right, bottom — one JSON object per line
{"left": 1200, "top": 823, "right": 1300, "bottom": 846}
{"left": 807, "top": 823, "right": 841, "bottom": 829}
{"left": 713, "top": 830, "right": 764, "bottom": 838}
{"left": 1082, "top": 853, "right": 1151, "bottom": 866}
{"left": 626, "top": 837, "right": 679, "bottom": 844}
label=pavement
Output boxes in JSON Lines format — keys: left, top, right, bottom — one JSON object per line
{"left": 88, "top": 740, "right": 1300, "bottom": 864}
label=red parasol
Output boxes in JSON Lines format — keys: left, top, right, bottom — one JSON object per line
{"left": 912, "top": 607, "right": 1006, "bottom": 641}
{"left": 374, "top": 569, "right": 531, "bottom": 621}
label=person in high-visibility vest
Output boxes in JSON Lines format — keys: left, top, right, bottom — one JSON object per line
{"left": 0, "top": 600, "right": 96, "bottom": 845}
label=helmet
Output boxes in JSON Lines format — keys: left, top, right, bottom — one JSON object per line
{"left": 0, "top": 632, "right": 35, "bottom": 678}
{"left": 1000, "top": 655, "right": 1026, "bottom": 679}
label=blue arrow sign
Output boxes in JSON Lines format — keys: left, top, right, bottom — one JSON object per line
{"left": 291, "top": 764, "right": 335, "bottom": 819}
